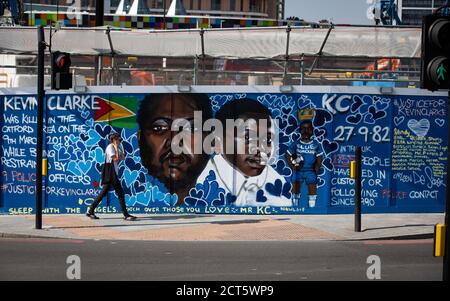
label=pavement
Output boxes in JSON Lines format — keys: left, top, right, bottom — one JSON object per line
{"left": 0, "top": 212, "right": 444, "bottom": 241}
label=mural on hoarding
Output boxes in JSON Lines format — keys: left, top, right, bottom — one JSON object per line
{"left": 0, "top": 89, "right": 447, "bottom": 215}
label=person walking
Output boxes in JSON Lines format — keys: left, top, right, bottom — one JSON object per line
{"left": 87, "top": 133, "right": 137, "bottom": 221}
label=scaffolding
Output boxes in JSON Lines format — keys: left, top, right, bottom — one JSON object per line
{"left": 0, "top": 24, "right": 422, "bottom": 88}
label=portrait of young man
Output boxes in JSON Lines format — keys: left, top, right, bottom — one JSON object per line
{"left": 196, "top": 98, "right": 292, "bottom": 207}
{"left": 137, "top": 93, "right": 213, "bottom": 205}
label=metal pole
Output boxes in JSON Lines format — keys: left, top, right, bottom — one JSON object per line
{"left": 95, "top": 0, "right": 104, "bottom": 27}
{"left": 300, "top": 55, "right": 304, "bottom": 85}
{"left": 282, "top": 25, "right": 291, "bottom": 85}
{"left": 308, "top": 24, "right": 334, "bottom": 75}
{"left": 94, "top": 0, "right": 104, "bottom": 86}
{"left": 444, "top": 91, "right": 450, "bottom": 281}
{"left": 163, "top": 0, "right": 167, "bottom": 30}
{"left": 200, "top": 28, "right": 205, "bottom": 73}
{"left": 36, "top": 26, "right": 46, "bottom": 230}
{"left": 193, "top": 56, "right": 199, "bottom": 85}
{"left": 355, "top": 146, "right": 362, "bottom": 232}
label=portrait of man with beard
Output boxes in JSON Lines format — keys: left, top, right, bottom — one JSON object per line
{"left": 137, "top": 93, "right": 213, "bottom": 205}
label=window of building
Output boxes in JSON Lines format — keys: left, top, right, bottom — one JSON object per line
{"left": 198, "top": 0, "right": 202, "bottom": 10}
{"left": 230, "top": 0, "right": 236, "bottom": 11}
{"left": 211, "top": 0, "right": 221, "bottom": 10}
{"left": 249, "top": 0, "right": 260, "bottom": 12}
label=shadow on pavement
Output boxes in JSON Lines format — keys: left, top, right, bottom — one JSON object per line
{"left": 362, "top": 224, "right": 435, "bottom": 232}
{"left": 49, "top": 218, "right": 290, "bottom": 230}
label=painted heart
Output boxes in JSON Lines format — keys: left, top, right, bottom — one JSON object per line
{"left": 122, "top": 141, "right": 134, "bottom": 154}
{"left": 317, "top": 177, "right": 326, "bottom": 188}
{"left": 94, "top": 147, "right": 105, "bottom": 163}
{"left": 322, "top": 139, "right": 339, "bottom": 156}
{"left": 85, "top": 130, "right": 102, "bottom": 148}
{"left": 275, "top": 160, "right": 291, "bottom": 177}
{"left": 57, "top": 148, "right": 71, "bottom": 161}
{"left": 212, "top": 192, "right": 226, "bottom": 207}
{"left": 85, "top": 118, "right": 94, "bottom": 127}
{"left": 282, "top": 106, "right": 292, "bottom": 115}
{"left": 95, "top": 124, "right": 112, "bottom": 138}
{"left": 285, "top": 115, "right": 298, "bottom": 135}
{"left": 374, "top": 100, "right": 389, "bottom": 112}
{"left": 123, "top": 169, "right": 139, "bottom": 187}
{"left": 394, "top": 116, "right": 405, "bottom": 126}
{"left": 67, "top": 161, "right": 82, "bottom": 177}
{"left": 93, "top": 180, "right": 99, "bottom": 188}
{"left": 258, "top": 94, "right": 278, "bottom": 107}
{"left": 226, "top": 193, "right": 237, "bottom": 204}
{"left": 256, "top": 190, "right": 268, "bottom": 203}
{"left": 80, "top": 132, "right": 89, "bottom": 142}
{"left": 234, "top": 93, "right": 247, "bottom": 100}
{"left": 281, "top": 182, "right": 292, "bottom": 199}
{"left": 152, "top": 186, "right": 166, "bottom": 202}
{"left": 297, "top": 95, "right": 312, "bottom": 109}
{"left": 81, "top": 110, "right": 90, "bottom": 120}
{"left": 125, "top": 195, "right": 137, "bottom": 206}
{"left": 78, "top": 161, "right": 93, "bottom": 175}
{"left": 136, "top": 191, "right": 151, "bottom": 206}
{"left": 322, "top": 157, "right": 334, "bottom": 171}
{"left": 312, "top": 129, "right": 324, "bottom": 139}
{"left": 313, "top": 109, "right": 333, "bottom": 128}
{"left": 124, "top": 158, "right": 141, "bottom": 172}
{"left": 346, "top": 113, "right": 362, "bottom": 125}
{"left": 95, "top": 162, "right": 103, "bottom": 172}
{"left": 75, "top": 151, "right": 83, "bottom": 161}
{"left": 351, "top": 95, "right": 365, "bottom": 113}
{"left": 407, "top": 119, "right": 430, "bottom": 137}
{"left": 265, "top": 179, "right": 283, "bottom": 197}
{"left": 134, "top": 181, "right": 146, "bottom": 194}
{"left": 53, "top": 144, "right": 61, "bottom": 151}
{"left": 68, "top": 134, "right": 79, "bottom": 144}
{"left": 368, "top": 106, "right": 386, "bottom": 121}
{"left": 364, "top": 113, "right": 376, "bottom": 124}
{"left": 435, "top": 119, "right": 445, "bottom": 127}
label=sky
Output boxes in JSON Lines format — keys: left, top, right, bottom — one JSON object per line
{"left": 285, "top": 0, "right": 374, "bottom": 25}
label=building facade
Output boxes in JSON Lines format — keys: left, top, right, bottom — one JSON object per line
{"left": 397, "top": 0, "right": 448, "bottom": 25}
{"left": 27, "top": 0, "right": 284, "bottom": 19}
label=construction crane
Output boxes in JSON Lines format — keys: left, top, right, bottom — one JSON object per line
{"left": 0, "top": 0, "right": 24, "bottom": 25}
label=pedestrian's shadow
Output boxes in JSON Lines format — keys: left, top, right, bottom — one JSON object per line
{"left": 50, "top": 217, "right": 288, "bottom": 230}
{"left": 362, "top": 224, "right": 435, "bottom": 232}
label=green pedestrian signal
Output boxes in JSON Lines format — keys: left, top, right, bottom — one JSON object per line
{"left": 421, "top": 15, "right": 450, "bottom": 91}
{"left": 437, "top": 63, "right": 447, "bottom": 81}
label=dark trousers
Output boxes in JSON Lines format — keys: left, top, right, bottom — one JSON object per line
{"left": 89, "top": 177, "right": 129, "bottom": 216}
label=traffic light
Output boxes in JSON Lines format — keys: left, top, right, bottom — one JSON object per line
{"left": 51, "top": 51, "right": 72, "bottom": 90}
{"left": 421, "top": 15, "right": 450, "bottom": 91}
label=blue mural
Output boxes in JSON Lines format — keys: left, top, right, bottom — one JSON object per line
{"left": 0, "top": 89, "right": 447, "bottom": 215}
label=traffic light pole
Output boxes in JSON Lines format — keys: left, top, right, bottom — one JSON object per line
{"left": 36, "top": 26, "right": 45, "bottom": 230}
{"left": 354, "top": 146, "right": 362, "bottom": 232}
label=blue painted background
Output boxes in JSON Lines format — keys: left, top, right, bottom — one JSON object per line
{"left": 0, "top": 91, "right": 447, "bottom": 215}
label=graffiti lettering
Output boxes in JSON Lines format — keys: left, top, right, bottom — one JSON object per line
{"left": 47, "top": 95, "right": 100, "bottom": 111}
{"left": 322, "top": 94, "right": 352, "bottom": 114}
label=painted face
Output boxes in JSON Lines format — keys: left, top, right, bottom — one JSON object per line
{"left": 300, "top": 122, "right": 313, "bottom": 140}
{"left": 139, "top": 94, "right": 209, "bottom": 190}
{"left": 223, "top": 113, "right": 272, "bottom": 177}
